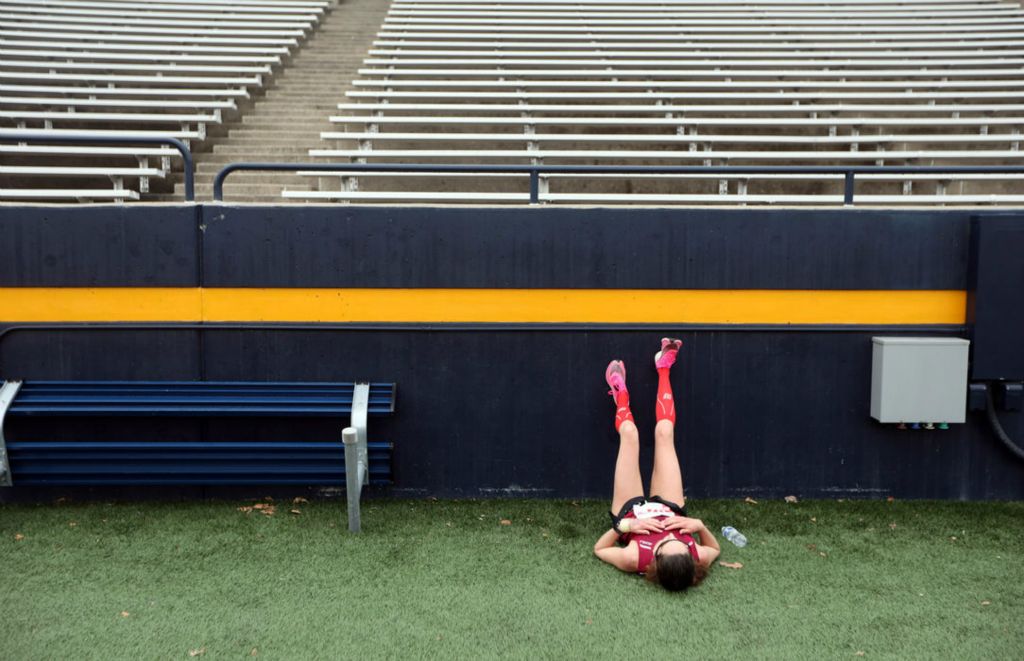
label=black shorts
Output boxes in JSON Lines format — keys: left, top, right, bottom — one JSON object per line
{"left": 609, "top": 495, "right": 688, "bottom": 529}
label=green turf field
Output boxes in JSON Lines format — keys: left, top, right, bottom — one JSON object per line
{"left": 1, "top": 497, "right": 1021, "bottom": 659}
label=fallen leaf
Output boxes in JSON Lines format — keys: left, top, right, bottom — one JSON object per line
{"left": 264, "top": 496, "right": 274, "bottom": 502}
{"left": 253, "top": 503, "right": 267, "bottom": 510}
{"left": 120, "top": 611, "right": 130, "bottom": 618}
{"left": 744, "top": 497, "right": 758, "bottom": 505}
{"left": 837, "top": 499, "right": 846, "bottom": 503}
{"left": 445, "top": 522, "right": 453, "bottom": 527}
{"left": 810, "top": 517, "right": 817, "bottom": 523}
{"left": 14, "top": 533, "right": 24, "bottom": 541}
{"left": 784, "top": 495, "right": 798, "bottom": 504}
{"left": 981, "top": 600, "right": 991, "bottom": 606}
{"left": 719, "top": 561, "right": 744, "bottom": 569}
{"left": 585, "top": 618, "right": 593, "bottom": 625}
{"left": 68, "top": 521, "right": 77, "bottom": 527}
{"left": 261, "top": 507, "right": 276, "bottom": 517}
{"left": 819, "top": 552, "right": 828, "bottom": 558}
{"left": 855, "top": 652, "right": 866, "bottom": 657}
{"left": 806, "top": 544, "right": 817, "bottom": 551}
{"left": 889, "top": 522, "right": 897, "bottom": 530}
{"left": 571, "top": 501, "right": 580, "bottom": 507}
{"left": 887, "top": 496, "right": 895, "bottom": 503}
{"left": 189, "top": 647, "right": 206, "bottom": 657}
{"left": 500, "top": 519, "right": 512, "bottom": 526}
{"left": 250, "top": 648, "right": 258, "bottom": 657}
{"left": 293, "top": 497, "right": 308, "bottom": 505}
{"left": 290, "top": 509, "right": 301, "bottom": 515}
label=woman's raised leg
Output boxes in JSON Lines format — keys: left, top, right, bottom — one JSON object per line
{"left": 607, "top": 360, "right": 644, "bottom": 514}
{"left": 649, "top": 339, "right": 686, "bottom": 506}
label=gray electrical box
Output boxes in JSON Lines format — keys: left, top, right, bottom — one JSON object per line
{"left": 870, "top": 337, "right": 970, "bottom": 424}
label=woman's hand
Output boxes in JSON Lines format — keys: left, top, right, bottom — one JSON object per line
{"left": 622, "top": 518, "right": 665, "bottom": 535}
{"left": 662, "top": 516, "right": 704, "bottom": 534}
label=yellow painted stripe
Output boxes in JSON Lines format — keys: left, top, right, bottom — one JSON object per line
{"left": 0, "top": 288, "right": 966, "bottom": 325}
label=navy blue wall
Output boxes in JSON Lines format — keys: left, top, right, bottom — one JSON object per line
{"left": 3, "top": 326, "right": 1022, "bottom": 500}
{"left": 1, "top": 204, "right": 1022, "bottom": 500}
{"left": 201, "top": 206, "right": 968, "bottom": 289}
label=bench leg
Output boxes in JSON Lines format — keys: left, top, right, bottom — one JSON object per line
{"left": 342, "top": 426, "right": 365, "bottom": 532}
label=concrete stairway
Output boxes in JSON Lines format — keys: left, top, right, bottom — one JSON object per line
{"left": 161, "top": 0, "right": 390, "bottom": 203}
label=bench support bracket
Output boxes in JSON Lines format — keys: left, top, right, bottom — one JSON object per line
{"left": 350, "top": 382, "right": 370, "bottom": 487}
{"left": 0, "top": 381, "right": 23, "bottom": 487}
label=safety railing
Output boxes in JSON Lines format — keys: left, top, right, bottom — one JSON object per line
{"left": 0, "top": 131, "right": 195, "bottom": 202}
{"left": 212, "top": 162, "right": 1024, "bottom": 205}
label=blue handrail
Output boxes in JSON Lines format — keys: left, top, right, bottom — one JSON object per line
{"left": 212, "top": 162, "right": 1024, "bottom": 204}
{"left": 0, "top": 131, "right": 195, "bottom": 201}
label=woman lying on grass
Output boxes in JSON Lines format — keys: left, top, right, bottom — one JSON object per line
{"left": 594, "top": 338, "right": 720, "bottom": 592}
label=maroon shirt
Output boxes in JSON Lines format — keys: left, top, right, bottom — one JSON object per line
{"left": 621, "top": 515, "right": 700, "bottom": 574}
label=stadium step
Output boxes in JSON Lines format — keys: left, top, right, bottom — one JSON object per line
{"left": 166, "top": 0, "right": 392, "bottom": 202}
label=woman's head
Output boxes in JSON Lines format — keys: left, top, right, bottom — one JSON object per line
{"left": 645, "top": 543, "right": 707, "bottom": 592}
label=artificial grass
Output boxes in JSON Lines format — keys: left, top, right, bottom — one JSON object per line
{"left": 0, "top": 497, "right": 1021, "bottom": 660}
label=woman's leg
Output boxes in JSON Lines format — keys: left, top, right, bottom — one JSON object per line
{"left": 607, "top": 360, "right": 644, "bottom": 514}
{"left": 649, "top": 339, "right": 686, "bottom": 506}
{"left": 611, "top": 420, "right": 644, "bottom": 515}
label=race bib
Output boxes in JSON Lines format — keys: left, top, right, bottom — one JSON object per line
{"left": 632, "top": 501, "right": 674, "bottom": 519}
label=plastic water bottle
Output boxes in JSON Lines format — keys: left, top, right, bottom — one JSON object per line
{"left": 721, "top": 526, "right": 748, "bottom": 548}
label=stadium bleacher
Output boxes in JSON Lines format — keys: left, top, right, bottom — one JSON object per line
{"left": 283, "top": 0, "right": 1024, "bottom": 205}
{"left": 0, "top": 0, "right": 330, "bottom": 202}
{"left": 1, "top": 0, "right": 1022, "bottom": 205}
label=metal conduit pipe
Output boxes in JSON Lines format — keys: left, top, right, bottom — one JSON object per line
{"left": 212, "top": 162, "right": 1024, "bottom": 204}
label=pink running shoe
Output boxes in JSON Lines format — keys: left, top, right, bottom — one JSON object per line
{"left": 654, "top": 337, "right": 683, "bottom": 369}
{"left": 605, "top": 360, "right": 627, "bottom": 399}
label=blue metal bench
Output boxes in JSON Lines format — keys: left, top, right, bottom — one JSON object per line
{"left": 0, "top": 380, "right": 396, "bottom": 532}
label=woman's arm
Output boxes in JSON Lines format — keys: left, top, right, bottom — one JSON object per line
{"left": 696, "top": 522, "right": 720, "bottom": 553}
{"left": 594, "top": 528, "right": 620, "bottom": 552}
{"left": 594, "top": 529, "right": 637, "bottom": 572}
{"left": 695, "top": 523, "right": 721, "bottom": 566}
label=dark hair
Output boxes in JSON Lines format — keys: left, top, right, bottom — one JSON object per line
{"left": 644, "top": 553, "right": 708, "bottom": 592}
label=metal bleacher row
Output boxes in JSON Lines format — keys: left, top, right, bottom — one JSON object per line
{"left": 282, "top": 0, "right": 1024, "bottom": 205}
{"left": 0, "top": 0, "right": 331, "bottom": 201}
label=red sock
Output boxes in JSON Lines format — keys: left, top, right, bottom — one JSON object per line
{"left": 614, "top": 390, "right": 635, "bottom": 432}
{"left": 656, "top": 368, "right": 676, "bottom": 425}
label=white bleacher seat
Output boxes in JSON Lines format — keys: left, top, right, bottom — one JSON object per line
{"left": 336, "top": 102, "right": 1024, "bottom": 114}
{"left": 0, "top": 84, "right": 249, "bottom": 98}
{"left": 301, "top": 0, "right": 1024, "bottom": 206}
{"left": 0, "top": 188, "right": 141, "bottom": 201}
{"left": 1, "top": 164, "right": 165, "bottom": 193}
{"left": 5, "top": 60, "right": 272, "bottom": 74}
{"left": 2, "top": 96, "right": 236, "bottom": 110}
{"left": 3, "top": 110, "right": 220, "bottom": 123}
{"left": 0, "top": 47, "right": 282, "bottom": 63}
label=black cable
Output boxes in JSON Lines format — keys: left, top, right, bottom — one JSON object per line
{"left": 985, "top": 387, "right": 1024, "bottom": 461}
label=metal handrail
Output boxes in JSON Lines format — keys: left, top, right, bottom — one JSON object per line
{"left": 0, "top": 131, "right": 194, "bottom": 202}
{"left": 213, "top": 162, "right": 1024, "bottom": 204}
